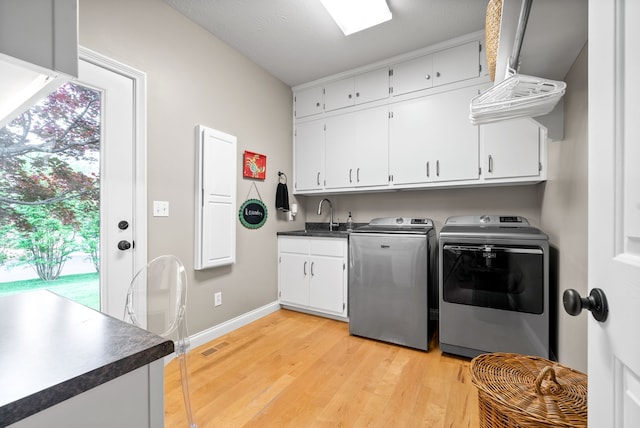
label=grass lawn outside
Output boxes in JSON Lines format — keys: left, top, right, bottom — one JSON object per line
{"left": 0, "top": 273, "right": 100, "bottom": 310}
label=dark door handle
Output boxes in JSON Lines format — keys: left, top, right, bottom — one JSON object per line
{"left": 118, "top": 220, "right": 129, "bottom": 230}
{"left": 563, "top": 288, "right": 609, "bottom": 322}
{"left": 117, "top": 240, "right": 132, "bottom": 251}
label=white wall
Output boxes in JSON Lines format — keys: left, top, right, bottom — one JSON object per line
{"left": 541, "top": 44, "right": 588, "bottom": 371}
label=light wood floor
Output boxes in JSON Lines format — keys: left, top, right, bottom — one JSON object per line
{"left": 164, "top": 309, "right": 480, "bottom": 427}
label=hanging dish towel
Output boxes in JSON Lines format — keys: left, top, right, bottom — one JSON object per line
{"left": 275, "top": 182, "right": 290, "bottom": 211}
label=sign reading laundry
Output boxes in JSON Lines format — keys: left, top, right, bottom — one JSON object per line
{"left": 239, "top": 199, "right": 268, "bottom": 229}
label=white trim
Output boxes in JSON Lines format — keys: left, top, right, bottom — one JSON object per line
{"left": 78, "top": 46, "right": 148, "bottom": 279}
{"left": 164, "top": 301, "right": 281, "bottom": 364}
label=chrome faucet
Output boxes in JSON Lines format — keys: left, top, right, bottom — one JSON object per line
{"left": 317, "top": 198, "right": 339, "bottom": 231}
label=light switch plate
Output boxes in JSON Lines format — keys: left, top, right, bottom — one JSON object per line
{"left": 153, "top": 201, "right": 169, "bottom": 217}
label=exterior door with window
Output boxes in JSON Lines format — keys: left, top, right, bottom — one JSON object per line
{"left": 79, "top": 51, "right": 146, "bottom": 319}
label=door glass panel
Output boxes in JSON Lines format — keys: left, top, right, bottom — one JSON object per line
{"left": 0, "top": 83, "right": 101, "bottom": 310}
{"left": 442, "top": 244, "right": 544, "bottom": 314}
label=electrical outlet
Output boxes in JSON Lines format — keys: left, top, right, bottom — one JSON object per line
{"left": 214, "top": 292, "right": 222, "bottom": 307}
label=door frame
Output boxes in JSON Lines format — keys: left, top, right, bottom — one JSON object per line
{"left": 79, "top": 47, "right": 147, "bottom": 305}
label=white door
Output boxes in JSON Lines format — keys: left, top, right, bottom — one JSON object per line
{"left": 588, "top": 0, "right": 640, "bottom": 426}
{"left": 78, "top": 49, "right": 146, "bottom": 319}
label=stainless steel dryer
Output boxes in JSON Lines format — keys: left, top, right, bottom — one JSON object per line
{"left": 349, "top": 217, "right": 437, "bottom": 351}
{"left": 438, "top": 215, "right": 551, "bottom": 359}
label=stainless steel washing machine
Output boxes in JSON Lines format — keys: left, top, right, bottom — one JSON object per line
{"left": 438, "top": 215, "right": 551, "bottom": 359}
{"left": 349, "top": 217, "right": 437, "bottom": 351}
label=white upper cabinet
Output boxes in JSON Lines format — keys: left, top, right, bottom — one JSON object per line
{"left": 294, "top": 120, "right": 325, "bottom": 191}
{"left": 389, "top": 85, "right": 480, "bottom": 185}
{"left": 294, "top": 86, "right": 323, "bottom": 118}
{"left": 325, "top": 106, "right": 389, "bottom": 189}
{"left": 324, "top": 67, "right": 389, "bottom": 112}
{"left": 391, "top": 41, "right": 480, "bottom": 96}
{"left": 481, "top": 118, "right": 544, "bottom": 181}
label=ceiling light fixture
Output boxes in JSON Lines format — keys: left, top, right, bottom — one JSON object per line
{"left": 320, "top": 0, "right": 392, "bottom": 36}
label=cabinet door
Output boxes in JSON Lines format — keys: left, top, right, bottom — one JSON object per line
{"left": 389, "top": 97, "right": 437, "bottom": 185}
{"left": 481, "top": 118, "right": 541, "bottom": 180}
{"left": 391, "top": 54, "right": 433, "bottom": 96}
{"left": 294, "top": 120, "right": 324, "bottom": 191}
{"left": 295, "top": 86, "right": 323, "bottom": 118}
{"left": 355, "top": 67, "right": 389, "bottom": 105}
{"left": 278, "top": 252, "right": 309, "bottom": 306}
{"left": 325, "top": 114, "right": 355, "bottom": 189}
{"left": 309, "top": 255, "right": 345, "bottom": 315}
{"left": 432, "top": 41, "right": 480, "bottom": 87}
{"left": 429, "top": 86, "right": 480, "bottom": 182}
{"left": 324, "top": 77, "right": 354, "bottom": 112}
{"left": 354, "top": 106, "right": 389, "bottom": 187}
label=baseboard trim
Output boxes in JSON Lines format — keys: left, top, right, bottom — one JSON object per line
{"left": 165, "top": 301, "right": 281, "bottom": 364}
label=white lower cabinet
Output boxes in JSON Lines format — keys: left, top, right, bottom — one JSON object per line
{"left": 278, "top": 236, "right": 348, "bottom": 319}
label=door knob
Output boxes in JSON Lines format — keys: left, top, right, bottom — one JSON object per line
{"left": 117, "top": 240, "right": 132, "bottom": 251}
{"left": 118, "top": 220, "right": 129, "bottom": 230}
{"left": 563, "top": 288, "right": 609, "bottom": 322}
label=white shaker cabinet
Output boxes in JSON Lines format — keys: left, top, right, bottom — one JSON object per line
{"left": 278, "top": 236, "right": 348, "bottom": 320}
{"left": 324, "top": 67, "right": 389, "bottom": 112}
{"left": 389, "top": 85, "right": 480, "bottom": 186}
{"left": 391, "top": 41, "right": 480, "bottom": 96}
{"left": 480, "top": 118, "right": 544, "bottom": 181}
{"left": 324, "top": 105, "right": 389, "bottom": 189}
{"left": 294, "top": 120, "right": 325, "bottom": 191}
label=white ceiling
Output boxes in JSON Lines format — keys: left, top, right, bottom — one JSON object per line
{"left": 163, "top": 0, "right": 488, "bottom": 87}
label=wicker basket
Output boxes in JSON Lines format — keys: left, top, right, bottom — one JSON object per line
{"left": 470, "top": 353, "right": 587, "bottom": 428}
{"left": 485, "top": 0, "right": 503, "bottom": 81}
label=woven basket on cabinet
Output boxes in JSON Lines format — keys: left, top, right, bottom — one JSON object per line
{"left": 470, "top": 353, "right": 587, "bottom": 428}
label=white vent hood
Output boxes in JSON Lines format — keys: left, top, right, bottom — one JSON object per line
{"left": 0, "top": 0, "right": 78, "bottom": 128}
{"left": 472, "top": 0, "right": 587, "bottom": 140}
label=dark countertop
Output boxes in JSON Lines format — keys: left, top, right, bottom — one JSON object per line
{"left": 0, "top": 290, "right": 174, "bottom": 426}
{"left": 277, "top": 222, "right": 367, "bottom": 238}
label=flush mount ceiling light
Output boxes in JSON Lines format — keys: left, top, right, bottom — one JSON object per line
{"left": 320, "top": 0, "right": 392, "bottom": 36}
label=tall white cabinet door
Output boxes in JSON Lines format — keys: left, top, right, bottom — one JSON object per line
{"left": 432, "top": 41, "right": 480, "bottom": 87}
{"left": 309, "top": 256, "right": 345, "bottom": 314}
{"left": 325, "top": 114, "right": 355, "bottom": 188}
{"left": 354, "top": 106, "right": 389, "bottom": 187}
{"left": 294, "top": 120, "right": 325, "bottom": 191}
{"left": 195, "top": 126, "right": 237, "bottom": 270}
{"left": 430, "top": 86, "right": 480, "bottom": 182}
{"left": 389, "top": 97, "right": 437, "bottom": 185}
{"left": 481, "top": 118, "right": 541, "bottom": 180}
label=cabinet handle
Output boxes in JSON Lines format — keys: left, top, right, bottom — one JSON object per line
{"left": 349, "top": 168, "right": 353, "bottom": 183}
{"left": 357, "top": 168, "right": 360, "bottom": 182}
{"left": 304, "top": 261, "right": 307, "bottom": 276}
{"left": 436, "top": 71, "right": 441, "bottom": 77}
{"left": 315, "top": 102, "right": 320, "bottom": 107}
{"left": 356, "top": 92, "right": 360, "bottom": 97}
{"left": 488, "top": 155, "right": 494, "bottom": 173}
{"left": 348, "top": 93, "right": 352, "bottom": 99}
{"left": 310, "top": 261, "right": 315, "bottom": 276}
{"left": 425, "top": 74, "right": 431, "bottom": 80}
{"left": 426, "top": 161, "right": 430, "bottom": 177}
{"left": 317, "top": 172, "right": 320, "bottom": 186}
{"left": 436, "top": 160, "right": 440, "bottom": 177}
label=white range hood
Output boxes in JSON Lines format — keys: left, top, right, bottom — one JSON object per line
{"left": 0, "top": 0, "right": 78, "bottom": 128}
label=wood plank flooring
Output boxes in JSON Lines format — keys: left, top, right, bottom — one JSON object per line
{"left": 164, "top": 309, "right": 480, "bottom": 427}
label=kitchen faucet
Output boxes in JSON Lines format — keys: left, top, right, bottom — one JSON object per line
{"left": 317, "top": 198, "right": 339, "bottom": 231}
